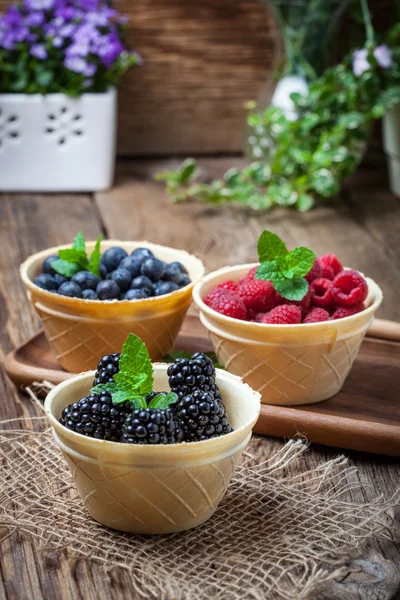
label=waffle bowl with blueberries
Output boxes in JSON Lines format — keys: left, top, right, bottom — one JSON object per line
{"left": 45, "top": 334, "right": 261, "bottom": 534}
{"left": 20, "top": 234, "right": 205, "bottom": 372}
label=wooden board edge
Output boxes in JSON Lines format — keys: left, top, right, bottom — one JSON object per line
{"left": 255, "top": 404, "right": 400, "bottom": 457}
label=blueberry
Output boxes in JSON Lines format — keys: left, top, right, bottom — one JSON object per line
{"left": 100, "top": 247, "right": 128, "bottom": 273}
{"left": 141, "top": 258, "right": 165, "bottom": 282}
{"left": 71, "top": 271, "right": 100, "bottom": 291}
{"left": 110, "top": 268, "right": 132, "bottom": 292}
{"left": 53, "top": 273, "right": 69, "bottom": 286}
{"left": 99, "top": 263, "right": 107, "bottom": 279}
{"left": 177, "top": 273, "right": 191, "bottom": 288}
{"left": 96, "top": 280, "right": 120, "bottom": 300}
{"left": 169, "top": 261, "right": 188, "bottom": 274}
{"left": 154, "top": 281, "right": 179, "bottom": 296}
{"left": 34, "top": 273, "right": 58, "bottom": 292}
{"left": 130, "top": 275, "right": 154, "bottom": 296}
{"left": 124, "top": 289, "right": 149, "bottom": 300}
{"left": 58, "top": 281, "right": 82, "bottom": 298}
{"left": 82, "top": 289, "right": 98, "bottom": 300}
{"left": 163, "top": 263, "right": 182, "bottom": 283}
{"left": 131, "top": 247, "right": 154, "bottom": 266}
{"left": 119, "top": 256, "right": 142, "bottom": 277}
{"left": 42, "top": 255, "right": 60, "bottom": 276}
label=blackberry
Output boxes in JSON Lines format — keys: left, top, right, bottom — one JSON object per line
{"left": 59, "top": 392, "right": 128, "bottom": 441}
{"left": 167, "top": 352, "right": 218, "bottom": 399}
{"left": 175, "top": 390, "right": 232, "bottom": 441}
{"left": 121, "top": 408, "right": 184, "bottom": 444}
{"left": 93, "top": 352, "right": 120, "bottom": 386}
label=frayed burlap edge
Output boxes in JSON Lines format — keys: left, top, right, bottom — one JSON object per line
{"left": 0, "top": 386, "right": 399, "bottom": 600}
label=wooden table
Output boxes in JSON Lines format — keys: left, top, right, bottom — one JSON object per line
{"left": 0, "top": 155, "right": 399, "bottom": 599}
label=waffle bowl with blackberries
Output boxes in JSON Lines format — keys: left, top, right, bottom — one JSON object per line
{"left": 45, "top": 344, "right": 261, "bottom": 535}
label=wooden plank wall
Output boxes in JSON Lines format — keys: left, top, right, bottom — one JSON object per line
{"left": 0, "top": 0, "right": 391, "bottom": 155}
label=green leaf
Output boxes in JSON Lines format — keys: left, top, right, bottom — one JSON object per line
{"left": 117, "top": 333, "right": 153, "bottom": 396}
{"left": 255, "top": 261, "right": 284, "bottom": 282}
{"left": 73, "top": 232, "right": 86, "bottom": 253}
{"left": 273, "top": 278, "right": 309, "bottom": 301}
{"left": 88, "top": 235, "right": 103, "bottom": 277}
{"left": 90, "top": 383, "right": 147, "bottom": 408}
{"left": 295, "top": 194, "right": 315, "bottom": 212}
{"left": 311, "top": 169, "right": 341, "bottom": 198}
{"left": 58, "top": 248, "right": 89, "bottom": 269}
{"left": 257, "top": 230, "right": 288, "bottom": 263}
{"left": 148, "top": 392, "right": 178, "bottom": 409}
{"left": 284, "top": 248, "right": 316, "bottom": 278}
{"left": 50, "top": 259, "right": 81, "bottom": 277}
{"left": 178, "top": 158, "right": 197, "bottom": 183}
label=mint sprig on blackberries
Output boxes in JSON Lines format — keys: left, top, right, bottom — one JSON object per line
{"left": 59, "top": 335, "right": 233, "bottom": 444}
{"left": 51, "top": 232, "right": 103, "bottom": 278}
{"left": 91, "top": 334, "right": 178, "bottom": 410}
{"left": 255, "top": 230, "right": 316, "bottom": 301}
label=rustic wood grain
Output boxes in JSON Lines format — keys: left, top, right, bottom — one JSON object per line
{"left": 0, "top": 162, "right": 399, "bottom": 597}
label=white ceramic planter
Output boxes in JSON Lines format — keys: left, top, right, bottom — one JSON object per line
{"left": 0, "top": 89, "right": 116, "bottom": 192}
{"left": 383, "top": 102, "right": 400, "bottom": 197}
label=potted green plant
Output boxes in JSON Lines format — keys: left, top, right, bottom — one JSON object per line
{"left": 157, "top": 0, "right": 400, "bottom": 210}
{"left": 0, "top": 0, "right": 141, "bottom": 191}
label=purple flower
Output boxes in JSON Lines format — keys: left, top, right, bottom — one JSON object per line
{"left": 64, "top": 55, "right": 96, "bottom": 77}
{"left": 24, "top": 0, "right": 54, "bottom": 9}
{"left": 374, "top": 45, "right": 392, "bottom": 69}
{"left": 30, "top": 43, "right": 47, "bottom": 59}
{"left": 352, "top": 49, "right": 370, "bottom": 77}
{"left": 96, "top": 32, "right": 123, "bottom": 67}
{"left": 24, "top": 11, "right": 45, "bottom": 26}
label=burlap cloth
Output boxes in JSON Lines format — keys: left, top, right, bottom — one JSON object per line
{"left": 0, "top": 385, "right": 399, "bottom": 600}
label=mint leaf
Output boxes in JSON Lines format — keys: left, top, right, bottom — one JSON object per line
{"left": 72, "top": 232, "right": 86, "bottom": 253}
{"left": 256, "top": 261, "right": 285, "bottom": 282}
{"left": 58, "top": 248, "right": 89, "bottom": 270}
{"left": 148, "top": 392, "right": 178, "bottom": 409}
{"left": 113, "top": 371, "right": 148, "bottom": 393}
{"left": 50, "top": 259, "right": 81, "bottom": 277}
{"left": 88, "top": 235, "right": 103, "bottom": 277}
{"left": 284, "top": 247, "right": 316, "bottom": 278}
{"left": 274, "top": 277, "right": 309, "bottom": 301}
{"left": 118, "top": 334, "right": 153, "bottom": 396}
{"left": 257, "top": 230, "right": 288, "bottom": 263}
{"left": 90, "top": 382, "right": 147, "bottom": 408}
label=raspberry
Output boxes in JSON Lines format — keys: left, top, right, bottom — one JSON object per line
{"left": 218, "top": 280, "right": 239, "bottom": 292}
{"left": 238, "top": 279, "right": 276, "bottom": 314}
{"left": 320, "top": 265, "right": 335, "bottom": 280}
{"left": 205, "top": 289, "right": 247, "bottom": 320}
{"left": 305, "top": 258, "right": 322, "bottom": 283}
{"left": 309, "top": 278, "right": 334, "bottom": 308}
{"left": 246, "top": 266, "right": 258, "bottom": 279}
{"left": 331, "top": 304, "right": 364, "bottom": 320}
{"left": 276, "top": 290, "right": 311, "bottom": 315}
{"left": 303, "top": 307, "right": 330, "bottom": 323}
{"left": 319, "top": 254, "right": 343, "bottom": 277}
{"left": 204, "top": 287, "right": 228, "bottom": 307}
{"left": 239, "top": 266, "right": 258, "bottom": 285}
{"left": 332, "top": 270, "right": 368, "bottom": 306}
{"left": 257, "top": 305, "right": 302, "bottom": 325}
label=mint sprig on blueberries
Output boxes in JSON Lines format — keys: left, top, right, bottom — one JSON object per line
{"left": 91, "top": 333, "right": 178, "bottom": 410}
{"left": 255, "top": 230, "right": 316, "bottom": 301}
{"left": 51, "top": 232, "right": 103, "bottom": 278}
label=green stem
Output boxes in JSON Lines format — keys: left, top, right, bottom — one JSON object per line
{"left": 359, "top": 0, "right": 375, "bottom": 46}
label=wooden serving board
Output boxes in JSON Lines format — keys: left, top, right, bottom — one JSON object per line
{"left": 3, "top": 316, "right": 400, "bottom": 457}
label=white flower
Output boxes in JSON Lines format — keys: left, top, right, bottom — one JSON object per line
{"left": 374, "top": 45, "right": 392, "bottom": 69}
{"left": 271, "top": 75, "right": 309, "bottom": 121}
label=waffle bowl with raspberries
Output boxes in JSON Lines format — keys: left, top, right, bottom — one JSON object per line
{"left": 193, "top": 231, "right": 383, "bottom": 406}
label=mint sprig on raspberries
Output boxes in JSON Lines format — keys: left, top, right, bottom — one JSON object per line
{"left": 91, "top": 334, "right": 178, "bottom": 410}
{"left": 255, "top": 230, "right": 316, "bottom": 301}
{"left": 51, "top": 232, "right": 103, "bottom": 278}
